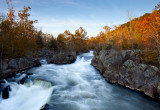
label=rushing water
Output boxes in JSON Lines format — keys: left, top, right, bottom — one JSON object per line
{"left": 1, "top": 51, "right": 160, "bottom": 110}
{"left": 0, "top": 78, "right": 53, "bottom": 110}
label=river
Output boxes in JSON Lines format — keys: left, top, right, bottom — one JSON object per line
{"left": 0, "top": 51, "right": 160, "bottom": 110}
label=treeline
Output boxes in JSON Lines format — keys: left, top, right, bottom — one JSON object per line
{"left": 36, "top": 27, "right": 88, "bottom": 53}
{"left": 87, "top": 2, "right": 160, "bottom": 65}
{"left": 0, "top": 5, "right": 43, "bottom": 59}
{"left": 1, "top": 1, "right": 159, "bottom": 65}
{"left": 47, "top": 27, "right": 88, "bottom": 53}
{"left": 0, "top": 1, "right": 89, "bottom": 61}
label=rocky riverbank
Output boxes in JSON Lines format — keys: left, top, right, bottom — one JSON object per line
{"left": 0, "top": 50, "right": 77, "bottom": 79}
{"left": 0, "top": 58, "right": 41, "bottom": 80}
{"left": 91, "top": 50, "right": 160, "bottom": 101}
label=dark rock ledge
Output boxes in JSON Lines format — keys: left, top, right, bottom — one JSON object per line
{"left": 91, "top": 50, "right": 160, "bottom": 101}
{"left": 0, "top": 51, "right": 77, "bottom": 79}
{"left": 0, "top": 58, "right": 41, "bottom": 80}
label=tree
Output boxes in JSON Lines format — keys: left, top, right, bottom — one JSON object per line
{"left": 74, "top": 27, "right": 88, "bottom": 52}
{"left": 155, "top": 2, "right": 160, "bottom": 10}
{"left": 48, "top": 36, "right": 57, "bottom": 50}
{"left": 0, "top": 1, "right": 41, "bottom": 59}
{"left": 87, "top": 37, "right": 97, "bottom": 50}
{"left": 141, "top": 10, "right": 160, "bottom": 54}
{"left": 127, "top": 11, "right": 134, "bottom": 49}
{"left": 57, "top": 33, "right": 66, "bottom": 51}
{"left": 62, "top": 27, "right": 88, "bottom": 52}
{"left": 103, "top": 25, "right": 111, "bottom": 44}
{"left": 36, "top": 31, "right": 44, "bottom": 49}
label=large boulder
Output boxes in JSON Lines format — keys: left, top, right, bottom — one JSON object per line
{"left": 18, "top": 58, "right": 30, "bottom": 69}
{"left": 33, "top": 59, "right": 41, "bottom": 67}
{"left": 2, "top": 85, "right": 11, "bottom": 99}
{"left": 99, "top": 50, "right": 123, "bottom": 70}
{"left": 92, "top": 49, "right": 160, "bottom": 100}
{"left": 1, "top": 60, "right": 8, "bottom": 71}
{"left": 47, "top": 52, "right": 76, "bottom": 64}
{"left": 8, "top": 59, "right": 18, "bottom": 69}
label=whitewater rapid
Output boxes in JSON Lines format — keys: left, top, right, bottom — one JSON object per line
{"left": 0, "top": 79, "right": 53, "bottom": 110}
{"left": 1, "top": 51, "right": 160, "bottom": 110}
{"left": 28, "top": 51, "right": 160, "bottom": 110}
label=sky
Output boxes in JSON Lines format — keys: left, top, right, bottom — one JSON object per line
{"left": 0, "top": 0, "right": 159, "bottom": 37}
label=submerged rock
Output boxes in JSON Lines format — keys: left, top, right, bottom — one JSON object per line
{"left": 26, "top": 73, "right": 33, "bottom": 76}
{"left": 92, "top": 49, "right": 160, "bottom": 100}
{"left": 40, "top": 104, "right": 49, "bottom": 110}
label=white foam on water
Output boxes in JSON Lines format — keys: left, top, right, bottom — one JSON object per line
{"left": 0, "top": 80, "right": 53, "bottom": 110}
{"left": 23, "top": 51, "right": 160, "bottom": 110}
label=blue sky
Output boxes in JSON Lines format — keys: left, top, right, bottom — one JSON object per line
{"left": 0, "top": 0, "right": 159, "bottom": 37}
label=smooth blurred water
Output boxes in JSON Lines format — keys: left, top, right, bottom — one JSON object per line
{"left": 0, "top": 79, "right": 53, "bottom": 110}
{"left": 26, "top": 51, "right": 160, "bottom": 110}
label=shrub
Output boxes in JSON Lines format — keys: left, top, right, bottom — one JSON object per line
{"left": 104, "top": 44, "right": 112, "bottom": 50}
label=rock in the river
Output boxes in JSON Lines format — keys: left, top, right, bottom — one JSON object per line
{"left": 47, "top": 52, "right": 76, "bottom": 64}
{"left": 19, "top": 76, "right": 28, "bottom": 84}
{"left": 92, "top": 49, "right": 160, "bottom": 100}
{"left": 33, "top": 59, "right": 41, "bottom": 67}
{"left": 40, "top": 104, "right": 49, "bottom": 110}
{"left": 2, "top": 85, "right": 11, "bottom": 99}
{"left": 26, "top": 73, "right": 34, "bottom": 76}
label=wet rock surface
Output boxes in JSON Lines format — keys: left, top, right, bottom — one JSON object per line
{"left": 2, "top": 85, "right": 11, "bottom": 99}
{"left": 92, "top": 50, "right": 160, "bottom": 100}
{"left": 40, "top": 104, "right": 49, "bottom": 110}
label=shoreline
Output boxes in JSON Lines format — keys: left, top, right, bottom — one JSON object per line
{"left": 94, "top": 66, "right": 160, "bottom": 104}
{"left": 0, "top": 50, "right": 79, "bottom": 80}
{"left": 91, "top": 49, "right": 160, "bottom": 102}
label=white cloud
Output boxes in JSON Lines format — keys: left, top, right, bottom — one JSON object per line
{"left": 57, "top": 0, "right": 78, "bottom": 5}
{"left": 35, "top": 18, "right": 106, "bottom": 27}
{"left": 34, "top": 18, "right": 116, "bottom": 37}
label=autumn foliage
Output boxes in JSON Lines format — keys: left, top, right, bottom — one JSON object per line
{"left": 0, "top": 5, "right": 42, "bottom": 59}
{"left": 0, "top": 1, "right": 160, "bottom": 66}
{"left": 88, "top": 9, "right": 160, "bottom": 52}
{"left": 87, "top": 5, "right": 160, "bottom": 65}
{"left": 55, "top": 27, "right": 88, "bottom": 53}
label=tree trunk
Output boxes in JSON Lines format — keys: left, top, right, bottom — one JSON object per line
{"left": 0, "top": 43, "right": 3, "bottom": 72}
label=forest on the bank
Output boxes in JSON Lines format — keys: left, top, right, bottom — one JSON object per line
{"left": 88, "top": 2, "right": 160, "bottom": 65}
{"left": 0, "top": 1, "right": 89, "bottom": 60}
{"left": 89, "top": 3, "right": 160, "bottom": 52}
{"left": 0, "top": 1, "right": 160, "bottom": 64}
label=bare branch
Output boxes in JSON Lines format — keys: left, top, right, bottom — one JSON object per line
{"left": 154, "top": 2, "right": 160, "bottom": 10}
